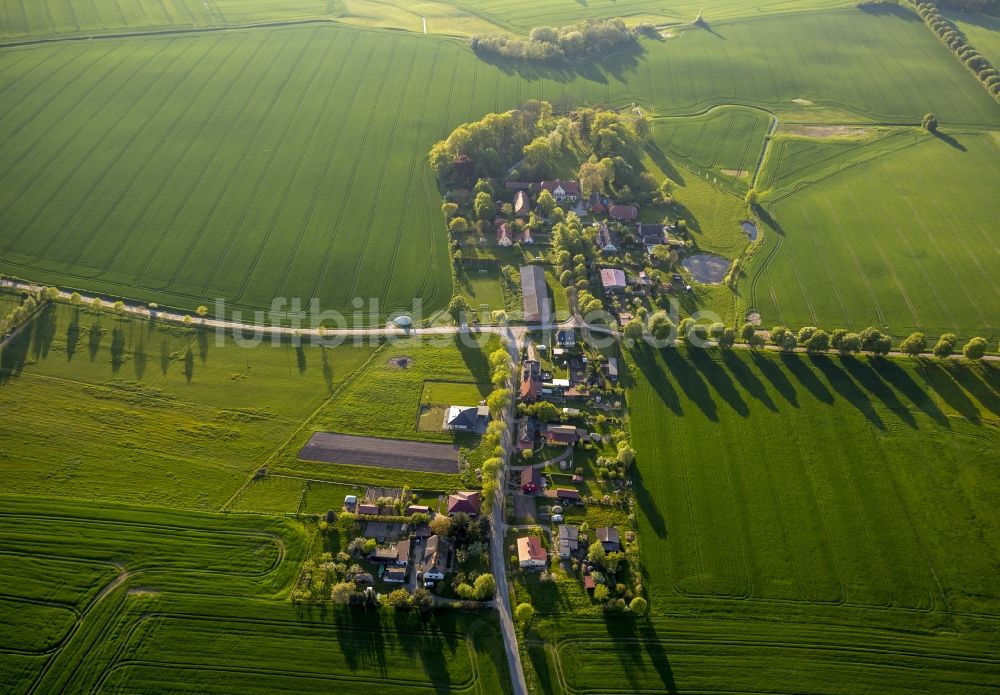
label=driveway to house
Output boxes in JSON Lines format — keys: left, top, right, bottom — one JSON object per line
{"left": 510, "top": 445, "right": 573, "bottom": 471}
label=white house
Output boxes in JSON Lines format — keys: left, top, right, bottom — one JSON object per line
{"left": 517, "top": 536, "right": 547, "bottom": 569}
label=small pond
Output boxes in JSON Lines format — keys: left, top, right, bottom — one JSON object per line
{"left": 682, "top": 253, "right": 731, "bottom": 284}
{"left": 741, "top": 220, "right": 758, "bottom": 241}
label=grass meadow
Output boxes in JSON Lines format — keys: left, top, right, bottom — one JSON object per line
{"left": 520, "top": 347, "right": 1000, "bottom": 693}
{"left": 0, "top": 300, "right": 373, "bottom": 509}
{"left": 748, "top": 130, "right": 1000, "bottom": 339}
{"left": 0, "top": 496, "right": 511, "bottom": 694}
{"left": 0, "top": 8, "right": 998, "bottom": 325}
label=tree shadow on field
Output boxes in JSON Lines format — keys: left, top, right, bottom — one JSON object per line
{"left": 133, "top": 332, "right": 147, "bottom": 381}
{"left": 842, "top": 357, "right": 917, "bottom": 428}
{"left": 958, "top": 362, "right": 1000, "bottom": 417}
{"left": 664, "top": 347, "right": 718, "bottom": 421}
{"left": 455, "top": 334, "right": 490, "bottom": 381}
{"left": 919, "top": 360, "right": 980, "bottom": 423}
{"left": 811, "top": 355, "right": 885, "bottom": 430}
{"left": 632, "top": 345, "right": 682, "bottom": 415}
{"left": 333, "top": 607, "right": 388, "bottom": 676}
{"left": 184, "top": 348, "right": 194, "bottom": 384}
{"left": 604, "top": 616, "right": 678, "bottom": 693}
{"left": 688, "top": 348, "right": 749, "bottom": 416}
{"left": 644, "top": 144, "right": 686, "bottom": 186}
{"left": 88, "top": 321, "right": 103, "bottom": 361}
{"left": 749, "top": 350, "right": 798, "bottom": 407}
{"left": 477, "top": 40, "right": 645, "bottom": 86}
{"left": 196, "top": 328, "right": 209, "bottom": 364}
{"left": 631, "top": 460, "right": 667, "bottom": 538}
{"left": 31, "top": 303, "right": 56, "bottom": 362}
{"left": 0, "top": 321, "right": 33, "bottom": 385}
{"left": 110, "top": 326, "right": 126, "bottom": 373}
{"left": 932, "top": 130, "right": 967, "bottom": 152}
{"left": 781, "top": 353, "right": 833, "bottom": 405}
{"left": 296, "top": 345, "right": 307, "bottom": 374}
{"left": 755, "top": 206, "right": 786, "bottom": 237}
{"left": 526, "top": 639, "right": 557, "bottom": 695}
{"left": 722, "top": 350, "right": 777, "bottom": 411}
{"left": 873, "top": 358, "right": 947, "bottom": 426}
{"left": 160, "top": 338, "right": 170, "bottom": 376}
{"left": 66, "top": 308, "right": 81, "bottom": 361}
{"left": 321, "top": 346, "right": 335, "bottom": 394}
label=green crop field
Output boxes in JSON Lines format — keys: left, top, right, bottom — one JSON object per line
{"left": 748, "top": 130, "right": 1000, "bottom": 339}
{"left": 0, "top": 8, "right": 998, "bottom": 326}
{"left": 943, "top": 9, "right": 1000, "bottom": 66}
{"left": 651, "top": 105, "right": 772, "bottom": 192}
{"left": 0, "top": 496, "right": 510, "bottom": 694}
{"left": 518, "top": 347, "right": 1000, "bottom": 693}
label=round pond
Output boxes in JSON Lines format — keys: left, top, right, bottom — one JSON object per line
{"left": 682, "top": 253, "right": 731, "bottom": 284}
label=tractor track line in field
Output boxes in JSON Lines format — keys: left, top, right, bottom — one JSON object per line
{"left": 124, "top": 33, "right": 260, "bottom": 286}
{"left": 0, "top": 42, "right": 159, "bottom": 258}
{"left": 159, "top": 31, "right": 311, "bottom": 293}
{"left": 71, "top": 35, "right": 231, "bottom": 274}
{"left": 35, "top": 40, "right": 201, "bottom": 268}
{"left": 378, "top": 41, "right": 444, "bottom": 307}
{"left": 305, "top": 39, "right": 402, "bottom": 304}
{"left": 132, "top": 31, "right": 296, "bottom": 288}
{"left": 343, "top": 40, "right": 423, "bottom": 301}
{"left": 229, "top": 32, "right": 360, "bottom": 305}
{"left": 199, "top": 30, "right": 332, "bottom": 296}
{"left": 244, "top": 35, "right": 373, "bottom": 305}
{"left": 800, "top": 199, "right": 852, "bottom": 326}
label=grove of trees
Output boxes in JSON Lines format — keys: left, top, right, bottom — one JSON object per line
{"left": 470, "top": 18, "right": 638, "bottom": 63}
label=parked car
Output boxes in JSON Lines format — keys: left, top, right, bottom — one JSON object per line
{"left": 551, "top": 514, "right": 564, "bottom": 523}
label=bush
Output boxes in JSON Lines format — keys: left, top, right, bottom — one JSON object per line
{"left": 963, "top": 336, "right": 988, "bottom": 360}
{"left": 471, "top": 18, "right": 637, "bottom": 63}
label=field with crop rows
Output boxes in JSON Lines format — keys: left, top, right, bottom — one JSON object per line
{"left": 650, "top": 105, "right": 772, "bottom": 192}
{"left": 748, "top": 130, "right": 1000, "bottom": 339}
{"left": 943, "top": 9, "right": 1000, "bottom": 66}
{"left": 0, "top": 9, "right": 998, "bottom": 325}
{"left": 0, "top": 300, "right": 373, "bottom": 509}
{"left": 0, "top": 497, "right": 510, "bottom": 694}
{"left": 516, "top": 347, "right": 1000, "bottom": 692}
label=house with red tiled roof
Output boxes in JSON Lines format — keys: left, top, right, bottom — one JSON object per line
{"left": 517, "top": 535, "right": 547, "bottom": 568}
{"left": 609, "top": 204, "right": 638, "bottom": 221}
{"left": 540, "top": 179, "right": 580, "bottom": 203}
{"left": 447, "top": 491, "right": 481, "bottom": 517}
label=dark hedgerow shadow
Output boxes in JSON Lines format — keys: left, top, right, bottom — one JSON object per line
{"left": 632, "top": 344, "right": 682, "bottom": 416}
{"left": 663, "top": 347, "right": 718, "bottom": 421}
{"left": 952, "top": 362, "right": 1000, "bottom": 418}
{"left": 918, "top": 360, "right": 980, "bottom": 423}
{"left": 688, "top": 348, "right": 749, "bottom": 416}
{"left": 874, "top": 358, "right": 948, "bottom": 426}
{"left": 749, "top": 350, "right": 798, "bottom": 407}
{"left": 722, "top": 349, "right": 777, "bottom": 412}
{"left": 603, "top": 615, "right": 678, "bottom": 694}
{"left": 88, "top": 320, "right": 103, "bottom": 361}
{"left": 841, "top": 356, "right": 917, "bottom": 428}
{"left": 31, "top": 303, "right": 56, "bottom": 362}
{"left": 0, "top": 320, "right": 33, "bottom": 385}
{"left": 66, "top": 307, "right": 81, "bottom": 361}
{"left": 811, "top": 355, "right": 885, "bottom": 430}
{"left": 781, "top": 352, "right": 834, "bottom": 405}
{"left": 932, "top": 130, "right": 967, "bottom": 152}
{"left": 631, "top": 461, "right": 667, "bottom": 538}
{"left": 472, "top": 40, "right": 645, "bottom": 86}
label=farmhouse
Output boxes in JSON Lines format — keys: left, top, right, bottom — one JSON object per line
{"left": 447, "top": 490, "right": 481, "bottom": 516}
{"left": 609, "top": 205, "right": 637, "bottom": 221}
{"left": 370, "top": 546, "right": 397, "bottom": 563}
{"left": 443, "top": 404, "right": 489, "bottom": 433}
{"left": 637, "top": 223, "right": 666, "bottom": 245}
{"left": 515, "top": 190, "right": 531, "bottom": 217}
{"left": 517, "top": 535, "right": 547, "bottom": 568}
{"left": 545, "top": 424, "right": 581, "bottom": 446}
{"left": 520, "top": 466, "right": 542, "bottom": 494}
{"left": 520, "top": 360, "right": 543, "bottom": 403}
{"left": 497, "top": 221, "right": 513, "bottom": 246}
{"left": 597, "top": 527, "right": 621, "bottom": 552}
{"left": 602, "top": 357, "right": 619, "bottom": 381}
{"left": 358, "top": 503, "right": 380, "bottom": 516}
{"left": 405, "top": 504, "right": 430, "bottom": 516}
{"left": 600, "top": 268, "right": 627, "bottom": 292}
{"left": 546, "top": 487, "right": 581, "bottom": 502}
{"left": 422, "top": 534, "right": 451, "bottom": 582}
{"left": 520, "top": 265, "right": 551, "bottom": 324}
{"left": 557, "top": 525, "right": 579, "bottom": 559}
{"left": 515, "top": 418, "right": 537, "bottom": 452}
{"left": 384, "top": 567, "right": 406, "bottom": 583}
{"left": 556, "top": 329, "right": 575, "bottom": 347}
{"left": 540, "top": 179, "right": 580, "bottom": 203}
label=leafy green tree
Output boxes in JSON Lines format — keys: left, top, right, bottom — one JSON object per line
{"left": 804, "top": 329, "right": 830, "bottom": 353}
{"left": 748, "top": 333, "right": 765, "bottom": 349}
{"left": 678, "top": 317, "right": 696, "bottom": 345}
{"left": 623, "top": 318, "right": 645, "bottom": 342}
{"left": 588, "top": 540, "right": 606, "bottom": 566}
{"left": 830, "top": 329, "right": 848, "bottom": 351}
{"left": 629, "top": 596, "right": 648, "bottom": 615}
{"left": 70, "top": 292, "right": 83, "bottom": 306}
{"left": 777, "top": 332, "right": 797, "bottom": 353}
{"left": 922, "top": 112, "right": 939, "bottom": 132}
{"left": 740, "top": 323, "right": 757, "bottom": 343}
{"left": 384, "top": 588, "right": 412, "bottom": 609}
{"left": 593, "top": 584, "right": 610, "bottom": 601}
{"left": 196, "top": 305, "right": 208, "bottom": 317}
{"left": 796, "top": 326, "right": 817, "bottom": 343}
{"left": 330, "top": 581, "right": 355, "bottom": 605}
{"left": 616, "top": 443, "right": 635, "bottom": 467}
{"left": 933, "top": 333, "right": 957, "bottom": 358}
{"left": 441, "top": 202, "right": 459, "bottom": 219}
{"left": 604, "top": 551, "right": 625, "bottom": 574}
{"left": 474, "top": 178, "right": 494, "bottom": 196}
{"left": 449, "top": 217, "right": 469, "bottom": 233}
{"left": 474, "top": 191, "right": 494, "bottom": 220}
{"left": 745, "top": 188, "right": 759, "bottom": 206}
{"left": 515, "top": 602, "right": 535, "bottom": 623}
{"left": 963, "top": 336, "right": 988, "bottom": 360}
{"left": 718, "top": 328, "right": 737, "bottom": 349}
{"left": 473, "top": 573, "right": 496, "bottom": 598}
{"left": 535, "top": 189, "right": 557, "bottom": 217}
{"left": 859, "top": 327, "right": 892, "bottom": 356}
{"left": 709, "top": 322, "right": 726, "bottom": 341}
{"left": 769, "top": 326, "right": 790, "bottom": 347}
{"left": 899, "top": 332, "right": 927, "bottom": 356}
{"left": 838, "top": 332, "right": 862, "bottom": 354}
{"left": 448, "top": 294, "right": 471, "bottom": 320}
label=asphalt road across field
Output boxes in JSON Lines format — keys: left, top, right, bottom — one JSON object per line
{"left": 297, "top": 432, "right": 460, "bottom": 473}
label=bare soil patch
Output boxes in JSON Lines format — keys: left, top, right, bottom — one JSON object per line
{"left": 388, "top": 356, "right": 412, "bottom": 368}
{"left": 298, "top": 432, "right": 460, "bottom": 473}
{"left": 791, "top": 97, "right": 814, "bottom": 105}
{"left": 782, "top": 124, "right": 872, "bottom": 139}
{"left": 721, "top": 168, "right": 749, "bottom": 178}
